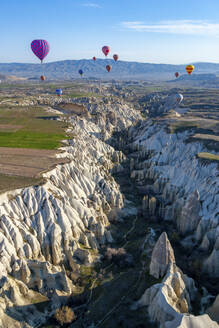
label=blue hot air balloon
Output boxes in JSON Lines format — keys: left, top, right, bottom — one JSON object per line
{"left": 56, "top": 89, "right": 62, "bottom": 96}
{"left": 78, "top": 69, "right": 83, "bottom": 76}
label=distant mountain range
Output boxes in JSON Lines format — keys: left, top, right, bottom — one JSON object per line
{"left": 168, "top": 73, "right": 219, "bottom": 87}
{"left": 1, "top": 59, "right": 219, "bottom": 80}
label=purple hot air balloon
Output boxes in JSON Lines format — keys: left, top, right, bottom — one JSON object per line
{"left": 31, "top": 40, "right": 50, "bottom": 63}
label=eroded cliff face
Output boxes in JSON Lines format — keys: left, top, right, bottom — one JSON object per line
{"left": 128, "top": 119, "right": 219, "bottom": 278}
{"left": 0, "top": 98, "right": 141, "bottom": 327}
{"left": 134, "top": 232, "right": 218, "bottom": 328}
{"left": 0, "top": 90, "right": 218, "bottom": 327}
{"left": 126, "top": 116, "right": 219, "bottom": 327}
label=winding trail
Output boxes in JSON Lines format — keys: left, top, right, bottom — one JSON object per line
{"left": 94, "top": 223, "right": 156, "bottom": 328}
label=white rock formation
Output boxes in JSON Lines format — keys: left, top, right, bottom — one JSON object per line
{"left": 150, "top": 232, "right": 175, "bottom": 279}
{"left": 163, "top": 94, "right": 183, "bottom": 113}
{"left": 0, "top": 96, "right": 141, "bottom": 327}
{"left": 177, "top": 190, "right": 201, "bottom": 235}
{"left": 135, "top": 233, "right": 218, "bottom": 327}
{"left": 0, "top": 272, "right": 49, "bottom": 328}
{"left": 207, "top": 295, "right": 219, "bottom": 323}
{"left": 129, "top": 119, "right": 219, "bottom": 276}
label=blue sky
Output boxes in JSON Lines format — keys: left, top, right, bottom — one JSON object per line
{"left": 1, "top": 0, "right": 219, "bottom": 64}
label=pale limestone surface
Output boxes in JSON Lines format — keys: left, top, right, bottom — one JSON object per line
{"left": 135, "top": 234, "right": 218, "bottom": 327}
{"left": 177, "top": 190, "right": 201, "bottom": 235}
{"left": 0, "top": 96, "right": 141, "bottom": 327}
{"left": 207, "top": 295, "right": 219, "bottom": 323}
{"left": 150, "top": 232, "right": 175, "bottom": 279}
{"left": 129, "top": 119, "right": 219, "bottom": 277}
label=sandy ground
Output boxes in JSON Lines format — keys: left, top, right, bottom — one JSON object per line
{"left": 192, "top": 134, "right": 219, "bottom": 142}
{"left": 56, "top": 103, "right": 88, "bottom": 116}
{"left": 0, "top": 147, "right": 69, "bottom": 177}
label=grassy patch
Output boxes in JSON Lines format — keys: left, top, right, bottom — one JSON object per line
{"left": 0, "top": 107, "right": 69, "bottom": 149}
{"left": 140, "top": 112, "right": 147, "bottom": 119}
{"left": 0, "top": 174, "right": 44, "bottom": 194}
{"left": 0, "top": 83, "right": 28, "bottom": 88}
{"left": 169, "top": 121, "right": 200, "bottom": 134}
{"left": 45, "top": 83, "right": 100, "bottom": 98}
{"left": 197, "top": 152, "right": 219, "bottom": 162}
{"left": 33, "top": 300, "right": 50, "bottom": 313}
{"left": 79, "top": 265, "right": 96, "bottom": 286}
{"left": 0, "top": 130, "right": 66, "bottom": 149}
{"left": 65, "top": 92, "right": 100, "bottom": 98}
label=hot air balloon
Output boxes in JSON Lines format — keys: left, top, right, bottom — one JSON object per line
{"left": 186, "top": 65, "right": 194, "bottom": 75}
{"left": 176, "top": 93, "right": 183, "bottom": 104}
{"left": 78, "top": 69, "right": 83, "bottom": 76}
{"left": 113, "top": 54, "right": 119, "bottom": 62}
{"left": 93, "top": 56, "right": 96, "bottom": 61}
{"left": 106, "top": 65, "right": 112, "bottom": 72}
{"left": 31, "top": 40, "right": 50, "bottom": 63}
{"left": 40, "top": 75, "right": 45, "bottom": 81}
{"left": 102, "top": 46, "right": 110, "bottom": 57}
{"left": 56, "top": 89, "right": 62, "bottom": 96}
{"left": 175, "top": 72, "right": 179, "bottom": 78}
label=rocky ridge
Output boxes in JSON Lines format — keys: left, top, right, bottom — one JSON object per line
{"left": 135, "top": 232, "right": 218, "bottom": 327}
{"left": 0, "top": 96, "right": 141, "bottom": 327}
{"left": 128, "top": 119, "right": 219, "bottom": 278}
{"left": 0, "top": 87, "right": 218, "bottom": 327}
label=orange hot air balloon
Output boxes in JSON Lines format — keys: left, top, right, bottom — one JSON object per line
{"left": 113, "top": 54, "right": 119, "bottom": 62}
{"left": 40, "top": 75, "right": 45, "bottom": 81}
{"left": 186, "top": 65, "right": 194, "bottom": 75}
{"left": 93, "top": 56, "right": 96, "bottom": 61}
{"left": 175, "top": 72, "right": 179, "bottom": 78}
{"left": 106, "top": 65, "right": 112, "bottom": 72}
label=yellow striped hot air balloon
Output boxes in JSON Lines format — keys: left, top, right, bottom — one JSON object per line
{"left": 186, "top": 65, "right": 194, "bottom": 75}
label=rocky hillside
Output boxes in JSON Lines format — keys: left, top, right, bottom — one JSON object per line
{"left": 0, "top": 86, "right": 218, "bottom": 327}
{"left": 128, "top": 119, "right": 218, "bottom": 276}
{"left": 0, "top": 92, "right": 141, "bottom": 327}
{"left": 134, "top": 232, "right": 218, "bottom": 327}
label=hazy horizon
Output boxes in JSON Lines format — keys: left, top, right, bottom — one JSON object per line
{"left": 2, "top": 58, "right": 219, "bottom": 66}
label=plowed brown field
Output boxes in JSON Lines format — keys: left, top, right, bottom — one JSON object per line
{"left": 0, "top": 147, "right": 69, "bottom": 178}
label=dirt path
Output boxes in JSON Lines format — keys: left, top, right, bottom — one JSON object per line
{"left": 94, "top": 227, "right": 156, "bottom": 328}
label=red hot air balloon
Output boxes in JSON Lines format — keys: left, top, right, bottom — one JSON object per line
{"left": 31, "top": 40, "right": 50, "bottom": 63}
{"left": 106, "top": 65, "right": 112, "bottom": 72}
{"left": 113, "top": 54, "right": 119, "bottom": 62}
{"left": 40, "top": 75, "right": 45, "bottom": 81}
{"left": 93, "top": 56, "right": 96, "bottom": 61}
{"left": 102, "top": 46, "right": 110, "bottom": 57}
{"left": 175, "top": 72, "right": 179, "bottom": 78}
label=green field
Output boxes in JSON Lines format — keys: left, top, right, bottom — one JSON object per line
{"left": 169, "top": 121, "right": 200, "bottom": 134}
{"left": 0, "top": 174, "right": 44, "bottom": 194}
{"left": 46, "top": 83, "right": 100, "bottom": 98}
{"left": 0, "top": 106, "right": 69, "bottom": 149}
